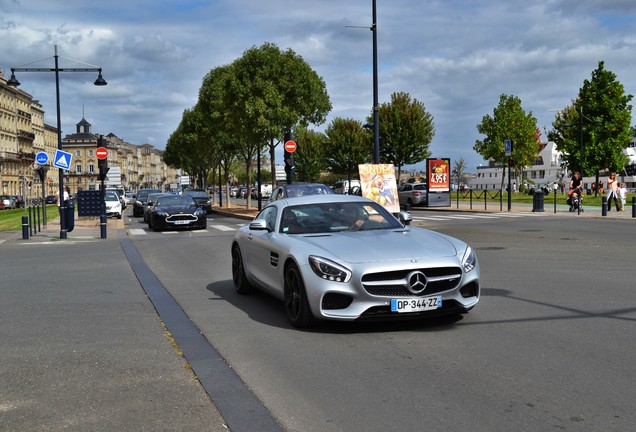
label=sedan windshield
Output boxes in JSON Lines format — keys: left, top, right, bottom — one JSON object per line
{"left": 155, "top": 195, "right": 196, "bottom": 207}
{"left": 280, "top": 201, "right": 403, "bottom": 234}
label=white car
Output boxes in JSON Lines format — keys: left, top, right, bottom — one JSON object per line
{"left": 231, "top": 194, "right": 480, "bottom": 328}
{"left": 104, "top": 191, "right": 122, "bottom": 219}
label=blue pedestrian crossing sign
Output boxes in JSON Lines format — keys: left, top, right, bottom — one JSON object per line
{"left": 36, "top": 152, "right": 49, "bottom": 165}
{"left": 53, "top": 149, "right": 72, "bottom": 170}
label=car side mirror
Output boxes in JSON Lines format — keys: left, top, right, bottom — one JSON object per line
{"left": 398, "top": 211, "right": 412, "bottom": 226}
{"left": 249, "top": 219, "right": 270, "bottom": 231}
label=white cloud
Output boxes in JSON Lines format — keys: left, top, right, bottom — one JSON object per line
{"left": 2, "top": 0, "right": 636, "bottom": 171}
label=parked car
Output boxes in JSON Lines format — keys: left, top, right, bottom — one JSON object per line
{"left": 133, "top": 189, "right": 162, "bottom": 217}
{"left": 333, "top": 179, "right": 361, "bottom": 194}
{"left": 147, "top": 194, "right": 207, "bottom": 231}
{"left": 398, "top": 182, "right": 428, "bottom": 208}
{"left": 45, "top": 195, "right": 58, "bottom": 204}
{"left": 229, "top": 187, "right": 240, "bottom": 198}
{"left": 104, "top": 191, "right": 122, "bottom": 219}
{"left": 183, "top": 189, "right": 212, "bottom": 213}
{"left": 231, "top": 194, "right": 479, "bottom": 328}
{"left": 106, "top": 188, "right": 129, "bottom": 208}
{"left": 143, "top": 192, "right": 166, "bottom": 222}
{"left": 0, "top": 195, "right": 17, "bottom": 209}
{"left": 268, "top": 182, "right": 334, "bottom": 203}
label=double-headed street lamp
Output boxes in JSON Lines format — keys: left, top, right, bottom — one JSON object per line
{"left": 7, "top": 45, "right": 107, "bottom": 239}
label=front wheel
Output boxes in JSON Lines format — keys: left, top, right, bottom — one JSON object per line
{"left": 284, "top": 263, "right": 314, "bottom": 328}
{"left": 232, "top": 245, "right": 254, "bottom": 294}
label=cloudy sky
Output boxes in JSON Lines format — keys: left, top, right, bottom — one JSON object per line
{"left": 2, "top": 0, "right": 636, "bottom": 172}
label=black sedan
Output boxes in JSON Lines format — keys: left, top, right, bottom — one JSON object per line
{"left": 183, "top": 189, "right": 212, "bottom": 213}
{"left": 147, "top": 194, "right": 207, "bottom": 231}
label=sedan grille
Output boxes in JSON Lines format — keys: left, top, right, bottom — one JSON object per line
{"left": 166, "top": 214, "right": 197, "bottom": 222}
{"left": 361, "top": 267, "right": 462, "bottom": 297}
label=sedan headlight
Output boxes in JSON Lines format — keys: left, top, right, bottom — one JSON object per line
{"left": 308, "top": 256, "right": 351, "bottom": 283}
{"left": 462, "top": 246, "right": 476, "bottom": 273}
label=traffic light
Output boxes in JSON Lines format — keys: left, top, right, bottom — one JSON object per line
{"left": 283, "top": 130, "right": 294, "bottom": 184}
{"left": 98, "top": 158, "right": 109, "bottom": 181}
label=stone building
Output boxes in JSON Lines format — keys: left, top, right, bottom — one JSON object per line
{"left": 1, "top": 67, "right": 178, "bottom": 200}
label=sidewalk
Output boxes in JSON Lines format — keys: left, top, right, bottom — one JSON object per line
{"left": 0, "top": 214, "right": 228, "bottom": 431}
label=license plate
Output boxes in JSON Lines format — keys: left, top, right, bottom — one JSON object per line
{"left": 173, "top": 220, "right": 191, "bottom": 225}
{"left": 391, "top": 296, "right": 442, "bottom": 313}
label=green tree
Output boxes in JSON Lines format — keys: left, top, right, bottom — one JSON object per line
{"left": 474, "top": 94, "right": 539, "bottom": 187}
{"left": 226, "top": 42, "right": 331, "bottom": 188}
{"left": 373, "top": 92, "right": 435, "bottom": 179}
{"left": 323, "top": 117, "right": 372, "bottom": 177}
{"left": 549, "top": 61, "right": 632, "bottom": 185}
{"left": 164, "top": 106, "right": 215, "bottom": 189}
{"left": 293, "top": 126, "right": 327, "bottom": 182}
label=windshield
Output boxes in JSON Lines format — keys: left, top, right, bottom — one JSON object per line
{"left": 286, "top": 184, "right": 335, "bottom": 198}
{"left": 104, "top": 192, "right": 119, "bottom": 201}
{"left": 279, "top": 201, "right": 403, "bottom": 234}
{"left": 155, "top": 195, "right": 196, "bottom": 207}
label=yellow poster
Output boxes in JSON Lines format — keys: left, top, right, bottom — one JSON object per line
{"left": 358, "top": 164, "right": 400, "bottom": 213}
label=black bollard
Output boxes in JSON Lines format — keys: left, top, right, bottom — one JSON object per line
{"left": 100, "top": 214, "right": 107, "bottom": 239}
{"left": 602, "top": 196, "right": 607, "bottom": 217}
{"left": 632, "top": 196, "right": 636, "bottom": 218}
{"left": 21, "top": 216, "right": 29, "bottom": 239}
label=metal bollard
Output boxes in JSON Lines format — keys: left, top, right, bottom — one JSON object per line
{"left": 100, "top": 214, "right": 107, "bottom": 239}
{"left": 602, "top": 196, "right": 607, "bottom": 217}
{"left": 632, "top": 196, "right": 636, "bottom": 218}
{"left": 21, "top": 216, "right": 29, "bottom": 239}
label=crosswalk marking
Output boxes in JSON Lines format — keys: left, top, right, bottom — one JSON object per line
{"left": 210, "top": 224, "right": 236, "bottom": 231}
{"left": 412, "top": 212, "right": 541, "bottom": 222}
{"left": 127, "top": 224, "right": 238, "bottom": 235}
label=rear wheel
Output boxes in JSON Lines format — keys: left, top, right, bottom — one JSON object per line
{"left": 284, "top": 263, "right": 314, "bottom": 328}
{"left": 232, "top": 245, "right": 254, "bottom": 294}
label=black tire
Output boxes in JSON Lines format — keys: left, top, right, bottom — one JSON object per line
{"left": 284, "top": 263, "right": 314, "bottom": 328}
{"left": 232, "top": 245, "right": 254, "bottom": 294}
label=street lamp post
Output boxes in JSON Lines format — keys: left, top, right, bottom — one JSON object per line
{"left": 371, "top": 0, "right": 380, "bottom": 164}
{"left": 7, "top": 45, "right": 107, "bottom": 239}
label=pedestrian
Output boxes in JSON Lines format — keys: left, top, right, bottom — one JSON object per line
{"left": 56, "top": 187, "right": 69, "bottom": 206}
{"left": 606, "top": 172, "right": 622, "bottom": 211}
{"left": 618, "top": 182, "right": 627, "bottom": 209}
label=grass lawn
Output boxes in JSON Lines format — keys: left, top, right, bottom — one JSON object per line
{"left": 0, "top": 205, "right": 59, "bottom": 231}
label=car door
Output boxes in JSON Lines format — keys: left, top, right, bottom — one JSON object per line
{"left": 242, "top": 206, "right": 285, "bottom": 294}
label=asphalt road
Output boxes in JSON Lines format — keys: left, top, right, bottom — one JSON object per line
{"left": 125, "top": 210, "right": 635, "bottom": 432}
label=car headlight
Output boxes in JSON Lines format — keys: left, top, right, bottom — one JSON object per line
{"left": 462, "top": 246, "right": 476, "bottom": 273}
{"left": 195, "top": 209, "right": 206, "bottom": 216}
{"left": 155, "top": 211, "right": 168, "bottom": 217}
{"left": 308, "top": 256, "right": 351, "bottom": 283}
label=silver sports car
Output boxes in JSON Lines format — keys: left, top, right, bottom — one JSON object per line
{"left": 231, "top": 194, "right": 480, "bottom": 328}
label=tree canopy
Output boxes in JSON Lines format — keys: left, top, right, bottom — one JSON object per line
{"left": 374, "top": 92, "right": 435, "bottom": 179}
{"left": 549, "top": 61, "right": 633, "bottom": 178}
{"left": 474, "top": 94, "right": 540, "bottom": 171}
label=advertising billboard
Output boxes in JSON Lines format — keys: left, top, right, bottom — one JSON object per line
{"left": 427, "top": 158, "right": 451, "bottom": 207}
{"left": 358, "top": 163, "right": 400, "bottom": 213}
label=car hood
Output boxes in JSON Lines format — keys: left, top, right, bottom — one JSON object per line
{"left": 295, "top": 229, "right": 459, "bottom": 263}
{"left": 154, "top": 205, "right": 198, "bottom": 214}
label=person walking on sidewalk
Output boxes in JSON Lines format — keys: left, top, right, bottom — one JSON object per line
{"left": 606, "top": 172, "right": 623, "bottom": 211}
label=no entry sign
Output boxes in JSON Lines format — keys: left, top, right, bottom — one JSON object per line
{"left": 284, "top": 140, "right": 297, "bottom": 153}
{"left": 96, "top": 147, "right": 108, "bottom": 160}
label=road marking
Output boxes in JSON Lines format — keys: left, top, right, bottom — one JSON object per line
{"left": 128, "top": 229, "right": 147, "bottom": 235}
{"left": 210, "top": 224, "right": 236, "bottom": 231}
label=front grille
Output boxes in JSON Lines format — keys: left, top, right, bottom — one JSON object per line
{"left": 166, "top": 214, "right": 197, "bottom": 222}
{"left": 361, "top": 267, "right": 462, "bottom": 297}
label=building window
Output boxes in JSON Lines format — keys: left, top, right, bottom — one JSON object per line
{"left": 88, "top": 150, "right": 94, "bottom": 157}
{"left": 89, "top": 164, "right": 95, "bottom": 173}
{"left": 75, "top": 150, "right": 81, "bottom": 157}
{"left": 75, "top": 164, "right": 82, "bottom": 173}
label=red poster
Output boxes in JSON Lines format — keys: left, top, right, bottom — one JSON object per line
{"left": 427, "top": 158, "right": 450, "bottom": 192}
